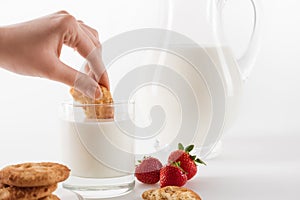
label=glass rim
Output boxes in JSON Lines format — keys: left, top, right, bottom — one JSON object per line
{"left": 61, "top": 100, "right": 135, "bottom": 107}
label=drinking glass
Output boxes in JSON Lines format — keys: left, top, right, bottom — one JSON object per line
{"left": 60, "top": 101, "right": 135, "bottom": 199}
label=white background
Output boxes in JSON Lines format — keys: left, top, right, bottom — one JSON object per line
{"left": 0, "top": 0, "right": 299, "bottom": 196}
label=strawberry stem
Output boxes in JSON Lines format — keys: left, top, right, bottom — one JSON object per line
{"left": 171, "top": 161, "right": 187, "bottom": 173}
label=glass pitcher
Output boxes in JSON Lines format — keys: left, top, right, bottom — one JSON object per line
{"left": 75, "top": 0, "right": 261, "bottom": 159}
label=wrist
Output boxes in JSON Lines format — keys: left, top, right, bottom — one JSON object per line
{"left": 0, "top": 27, "right": 4, "bottom": 62}
{"left": 0, "top": 26, "right": 8, "bottom": 66}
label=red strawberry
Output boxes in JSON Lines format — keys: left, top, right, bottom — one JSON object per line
{"left": 135, "top": 157, "right": 163, "bottom": 184}
{"left": 168, "top": 143, "right": 206, "bottom": 180}
{"left": 160, "top": 162, "right": 187, "bottom": 187}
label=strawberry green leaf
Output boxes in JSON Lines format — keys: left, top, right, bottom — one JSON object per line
{"left": 195, "top": 158, "right": 207, "bottom": 166}
{"left": 185, "top": 144, "right": 194, "bottom": 153}
{"left": 178, "top": 143, "right": 184, "bottom": 150}
{"left": 190, "top": 155, "right": 196, "bottom": 160}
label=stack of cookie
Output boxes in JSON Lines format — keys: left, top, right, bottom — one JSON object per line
{"left": 0, "top": 162, "right": 70, "bottom": 200}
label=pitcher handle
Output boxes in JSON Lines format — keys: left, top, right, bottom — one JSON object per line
{"left": 223, "top": 0, "right": 262, "bottom": 80}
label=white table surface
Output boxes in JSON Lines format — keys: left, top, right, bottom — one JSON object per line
{"left": 98, "top": 131, "right": 300, "bottom": 200}
{"left": 2, "top": 130, "right": 299, "bottom": 200}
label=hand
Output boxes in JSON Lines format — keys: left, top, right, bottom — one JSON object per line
{"left": 0, "top": 10, "right": 109, "bottom": 98}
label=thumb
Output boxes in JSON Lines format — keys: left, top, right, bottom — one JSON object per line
{"left": 73, "top": 72, "right": 102, "bottom": 99}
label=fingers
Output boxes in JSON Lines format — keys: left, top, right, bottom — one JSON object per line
{"left": 85, "top": 47, "right": 110, "bottom": 89}
{"left": 98, "top": 70, "right": 110, "bottom": 90}
{"left": 79, "top": 22, "right": 110, "bottom": 88}
{"left": 58, "top": 14, "right": 95, "bottom": 58}
{"left": 73, "top": 71, "right": 102, "bottom": 99}
{"left": 52, "top": 60, "right": 102, "bottom": 99}
{"left": 79, "top": 22, "right": 100, "bottom": 48}
{"left": 84, "top": 63, "right": 90, "bottom": 73}
{"left": 74, "top": 26, "right": 96, "bottom": 58}
{"left": 56, "top": 13, "right": 110, "bottom": 91}
{"left": 86, "top": 62, "right": 110, "bottom": 90}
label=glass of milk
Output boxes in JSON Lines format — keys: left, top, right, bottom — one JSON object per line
{"left": 60, "top": 101, "right": 135, "bottom": 199}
